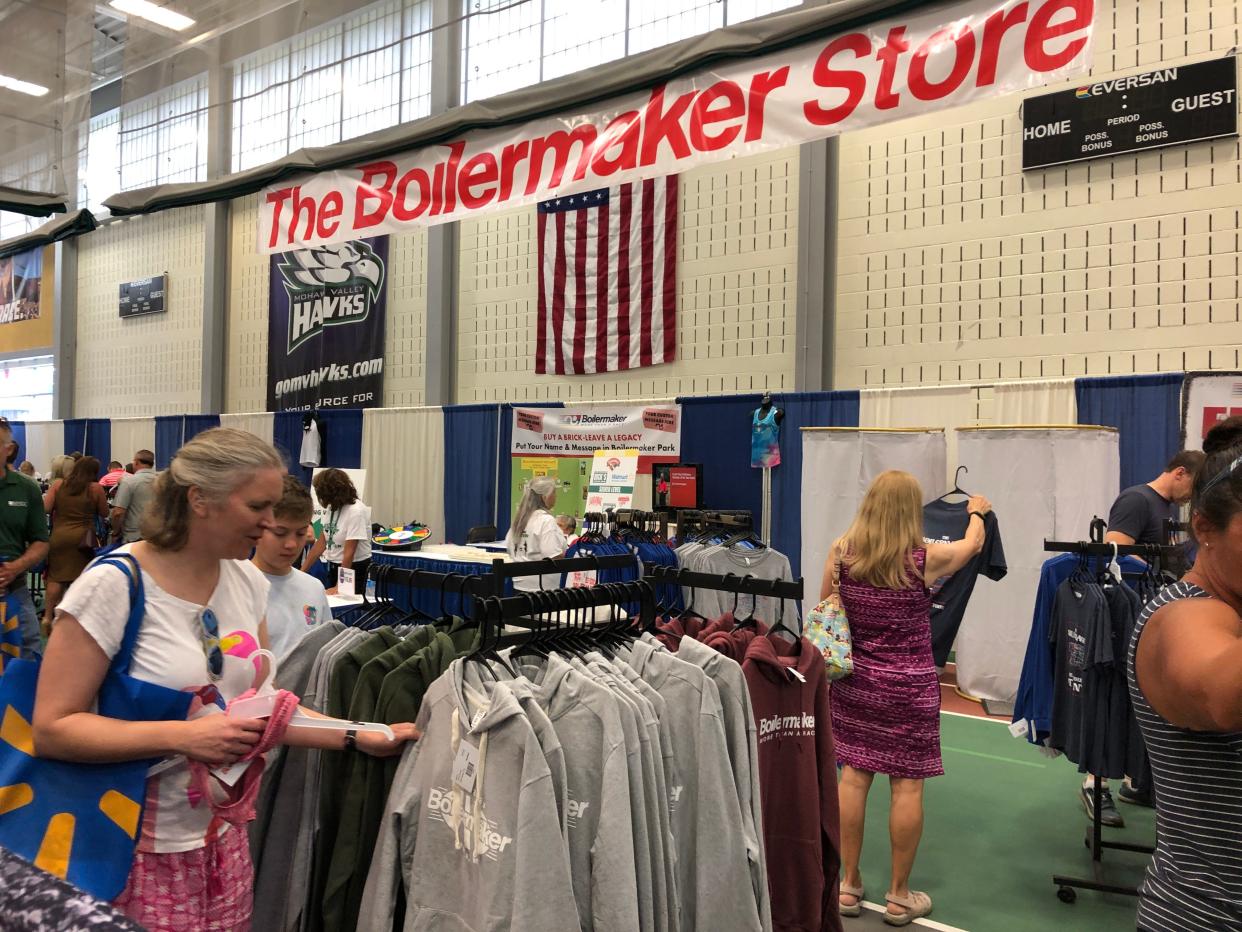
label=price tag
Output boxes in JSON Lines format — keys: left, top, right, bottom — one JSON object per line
{"left": 338, "top": 567, "right": 356, "bottom": 596}
{"left": 452, "top": 740, "right": 479, "bottom": 793}
{"left": 1008, "top": 719, "right": 1030, "bottom": 739}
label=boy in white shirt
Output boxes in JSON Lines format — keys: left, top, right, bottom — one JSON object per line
{"left": 252, "top": 475, "right": 333, "bottom": 663}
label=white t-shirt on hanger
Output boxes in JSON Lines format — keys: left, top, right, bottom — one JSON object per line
{"left": 323, "top": 500, "right": 372, "bottom": 564}
{"left": 505, "top": 510, "right": 565, "bottom": 591}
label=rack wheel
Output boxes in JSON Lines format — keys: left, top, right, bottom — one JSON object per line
{"left": 1057, "top": 886, "right": 1077, "bottom": 904}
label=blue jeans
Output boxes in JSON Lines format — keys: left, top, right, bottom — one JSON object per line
{"left": 11, "top": 584, "right": 39, "bottom": 659}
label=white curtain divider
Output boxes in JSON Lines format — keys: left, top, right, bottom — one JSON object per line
{"left": 23, "top": 421, "right": 63, "bottom": 476}
{"left": 952, "top": 426, "right": 1120, "bottom": 704}
{"left": 992, "top": 379, "right": 1078, "bottom": 425}
{"left": 361, "top": 407, "right": 446, "bottom": 545}
{"left": 109, "top": 417, "right": 157, "bottom": 465}
{"left": 859, "top": 386, "right": 980, "bottom": 488}
{"left": 220, "top": 413, "right": 275, "bottom": 448}
{"left": 799, "top": 428, "right": 947, "bottom": 615}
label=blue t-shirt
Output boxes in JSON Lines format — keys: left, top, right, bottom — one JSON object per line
{"left": 261, "top": 567, "right": 334, "bottom": 663}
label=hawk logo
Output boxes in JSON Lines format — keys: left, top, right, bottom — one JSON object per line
{"left": 278, "top": 241, "right": 385, "bottom": 353}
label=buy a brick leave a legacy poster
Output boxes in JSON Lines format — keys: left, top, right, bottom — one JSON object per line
{"left": 267, "top": 236, "right": 388, "bottom": 411}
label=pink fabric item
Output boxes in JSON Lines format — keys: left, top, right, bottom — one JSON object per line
{"left": 187, "top": 688, "right": 299, "bottom": 829}
{"left": 114, "top": 823, "right": 252, "bottom": 931}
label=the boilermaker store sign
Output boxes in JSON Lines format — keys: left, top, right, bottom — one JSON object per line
{"left": 1022, "top": 55, "right": 1238, "bottom": 169}
{"left": 259, "top": 0, "right": 1100, "bottom": 251}
{"left": 266, "top": 236, "right": 388, "bottom": 411}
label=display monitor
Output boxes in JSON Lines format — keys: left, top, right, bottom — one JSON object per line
{"left": 652, "top": 463, "right": 702, "bottom": 513}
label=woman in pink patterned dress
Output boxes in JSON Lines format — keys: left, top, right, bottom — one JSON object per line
{"left": 820, "top": 471, "right": 990, "bottom": 926}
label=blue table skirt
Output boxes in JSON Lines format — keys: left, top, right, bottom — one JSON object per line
{"left": 369, "top": 552, "right": 505, "bottom": 619}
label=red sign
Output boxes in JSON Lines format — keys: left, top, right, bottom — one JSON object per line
{"left": 642, "top": 408, "right": 679, "bottom": 432}
{"left": 669, "top": 467, "right": 699, "bottom": 509}
{"left": 516, "top": 410, "right": 544, "bottom": 433}
{"left": 1202, "top": 406, "right": 1242, "bottom": 444}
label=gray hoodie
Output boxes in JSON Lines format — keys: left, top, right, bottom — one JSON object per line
{"left": 588, "top": 653, "right": 681, "bottom": 932}
{"left": 510, "top": 653, "right": 642, "bottom": 932}
{"left": 624, "top": 638, "right": 762, "bottom": 932}
{"left": 664, "top": 634, "right": 772, "bottom": 932}
{"left": 569, "top": 654, "right": 660, "bottom": 932}
{"left": 358, "top": 660, "right": 580, "bottom": 932}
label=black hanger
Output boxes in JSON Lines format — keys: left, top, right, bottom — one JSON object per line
{"left": 936, "top": 466, "right": 972, "bottom": 502}
{"left": 767, "top": 578, "right": 802, "bottom": 642}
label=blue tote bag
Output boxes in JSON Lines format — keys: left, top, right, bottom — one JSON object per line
{"left": 0, "top": 554, "right": 192, "bottom": 899}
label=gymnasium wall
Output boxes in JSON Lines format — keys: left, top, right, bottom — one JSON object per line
{"left": 74, "top": 207, "right": 205, "bottom": 417}
{"left": 225, "top": 193, "right": 429, "bottom": 412}
{"left": 455, "top": 147, "right": 800, "bottom": 402}
{"left": 835, "top": 0, "right": 1242, "bottom": 390}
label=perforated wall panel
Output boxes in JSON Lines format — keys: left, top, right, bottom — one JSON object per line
{"left": 75, "top": 208, "right": 205, "bottom": 417}
{"left": 227, "top": 194, "right": 269, "bottom": 413}
{"left": 226, "top": 194, "right": 428, "bottom": 411}
{"left": 835, "top": 0, "right": 1242, "bottom": 389}
{"left": 456, "top": 148, "right": 799, "bottom": 402}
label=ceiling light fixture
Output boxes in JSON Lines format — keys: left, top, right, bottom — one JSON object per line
{"left": 108, "top": 0, "right": 196, "bottom": 32}
{"left": 0, "top": 74, "right": 49, "bottom": 97}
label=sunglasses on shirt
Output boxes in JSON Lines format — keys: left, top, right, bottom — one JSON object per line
{"left": 199, "top": 608, "right": 224, "bottom": 680}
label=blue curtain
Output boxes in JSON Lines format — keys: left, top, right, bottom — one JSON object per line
{"left": 496, "top": 402, "right": 563, "bottom": 536}
{"left": 154, "top": 416, "right": 185, "bottom": 468}
{"left": 273, "top": 410, "right": 364, "bottom": 485}
{"left": 82, "top": 419, "right": 110, "bottom": 477}
{"left": 182, "top": 415, "right": 220, "bottom": 446}
{"left": 769, "top": 391, "right": 861, "bottom": 578}
{"left": 1076, "top": 374, "right": 1185, "bottom": 491}
{"left": 8, "top": 421, "right": 24, "bottom": 471}
{"left": 272, "top": 412, "right": 304, "bottom": 480}
{"left": 677, "top": 393, "right": 766, "bottom": 523}
{"left": 62, "top": 420, "right": 86, "bottom": 458}
{"left": 443, "top": 404, "right": 500, "bottom": 543}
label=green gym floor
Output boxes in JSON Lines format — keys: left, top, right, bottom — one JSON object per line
{"left": 847, "top": 711, "right": 1155, "bottom": 932}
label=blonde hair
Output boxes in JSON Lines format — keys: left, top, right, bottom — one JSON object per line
{"left": 49, "top": 454, "right": 73, "bottom": 481}
{"left": 142, "top": 428, "right": 284, "bottom": 551}
{"left": 838, "top": 470, "right": 925, "bottom": 590}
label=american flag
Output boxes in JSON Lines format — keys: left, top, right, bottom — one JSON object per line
{"left": 536, "top": 176, "right": 678, "bottom": 375}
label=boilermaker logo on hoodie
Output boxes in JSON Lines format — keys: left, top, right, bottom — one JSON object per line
{"left": 426, "top": 787, "right": 514, "bottom": 859}
{"left": 758, "top": 713, "right": 816, "bottom": 743}
{"left": 567, "top": 797, "right": 592, "bottom": 830}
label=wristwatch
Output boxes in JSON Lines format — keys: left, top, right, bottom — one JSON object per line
{"left": 344, "top": 728, "right": 358, "bottom": 751}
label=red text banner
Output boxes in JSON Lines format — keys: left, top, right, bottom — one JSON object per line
{"left": 260, "top": 0, "right": 1096, "bottom": 252}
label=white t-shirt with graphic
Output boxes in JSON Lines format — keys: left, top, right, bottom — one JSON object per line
{"left": 262, "top": 567, "right": 333, "bottom": 662}
{"left": 323, "top": 500, "right": 372, "bottom": 564}
{"left": 57, "top": 546, "right": 270, "bottom": 854}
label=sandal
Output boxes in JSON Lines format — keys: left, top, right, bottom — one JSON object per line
{"left": 839, "top": 881, "right": 864, "bottom": 918}
{"left": 883, "top": 890, "right": 932, "bottom": 927}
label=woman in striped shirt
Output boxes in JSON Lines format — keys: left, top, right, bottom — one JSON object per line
{"left": 1128, "top": 439, "right": 1242, "bottom": 932}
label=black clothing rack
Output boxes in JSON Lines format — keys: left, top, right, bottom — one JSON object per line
{"left": 485, "top": 553, "right": 639, "bottom": 596}
{"left": 1042, "top": 532, "right": 1172, "bottom": 906}
{"left": 645, "top": 563, "right": 803, "bottom": 602}
{"left": 469, "top": 577, "right": 657, "bottom": 649}
{"left": 675, "top": 509, "right": 753, "bottom": 536}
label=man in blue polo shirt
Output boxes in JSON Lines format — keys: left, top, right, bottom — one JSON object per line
{"left": 0, "top": 419, "right": 49, "bottom": 656}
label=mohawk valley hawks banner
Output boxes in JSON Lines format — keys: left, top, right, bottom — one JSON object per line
{"left": 267, "top": 236, "right": 388, "bottom": 411}
{"left": 0, "top": 248, "right": 42, "bottom": 324}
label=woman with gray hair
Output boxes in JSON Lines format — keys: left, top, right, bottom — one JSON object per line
{"left": 32, "top": 428, "right": 417, "bottom": 930}
{"left": 505, "top": 475, "right": 565, "bottom": 590}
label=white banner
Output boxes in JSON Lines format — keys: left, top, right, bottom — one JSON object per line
{"left": 799, "top": 429, "right": 947, "bottom": 615}
{"left": 1182, "top": 372, "right": 1242, "bottom": 450}
{"left": 512, "top": 405, "right": 680, "bottom": 468}
{"left": 952, "top": 427, "right": 1119, "bottom": 703}
{"left": 260, "top": 0, "right": 1098, "bottom": 251}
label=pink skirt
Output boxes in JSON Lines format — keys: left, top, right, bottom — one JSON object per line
{"left": 113, "top": 824, "right": 253, "bottom": 931}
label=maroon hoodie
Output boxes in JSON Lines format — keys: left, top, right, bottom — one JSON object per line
{"left": 743, "top": 632, "right": 843, "bottom": 932}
